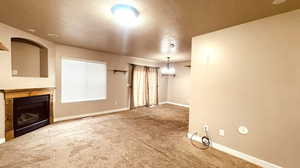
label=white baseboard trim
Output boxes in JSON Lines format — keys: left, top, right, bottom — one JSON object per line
{"left": 159, "top": 101, "right": 168, "bottom": 105}
{"left": 54, "top": 107, "right": 130, "bottom": 122}
{"left": 187, "top": 133, "right": 282, "bottom": 168}
{"left": 0, "top": 138, "right": 5, "bottom": 144}
{"left": 160, "top": 101, "right": 190, "bottom": 108}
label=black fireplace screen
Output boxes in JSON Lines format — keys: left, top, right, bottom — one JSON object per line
{"left": 13, "top": 95, "right": 50, "bottom": 137}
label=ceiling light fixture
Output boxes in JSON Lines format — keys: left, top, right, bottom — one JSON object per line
{"left": 161, "top": 43, "right": 176, "bottom": 77}
{"left": 161, "top": 37, "right": 177, "bottom": 53}
{"left": 111, "top": 4, "right": 140, "bottom": 27}
{"left": 272, "top": 0, "right": 286, "bottom": 5}
{"left": 161, "top": 57, "right": 176, "bottom": 76}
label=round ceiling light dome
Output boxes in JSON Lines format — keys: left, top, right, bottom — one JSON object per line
{"left": 111, "top": 4, "right": 140, "bottom": 27}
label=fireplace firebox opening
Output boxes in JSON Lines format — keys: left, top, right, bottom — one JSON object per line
{"left": 13, "top": 95, "right": 50, "bottom": 137}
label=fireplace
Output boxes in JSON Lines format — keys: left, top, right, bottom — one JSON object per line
{"left": 1, "top": 88, "right": 55, "bottom": 140}
{"left": 13, "top": 95, "right": 50, "bottom": 137}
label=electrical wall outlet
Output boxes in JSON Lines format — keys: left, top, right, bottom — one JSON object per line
{"left": 12, "top": 69, "right": 18, "bottom": 75}
{"left": 219, "top": 129, "right": 225, "bottom": 136}
{"left": 238, "top": 126, "right": 249, "bottom": 135}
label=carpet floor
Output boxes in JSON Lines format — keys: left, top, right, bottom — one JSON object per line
{"left": 0, "top": 104, "right": 260, "bottom": 168}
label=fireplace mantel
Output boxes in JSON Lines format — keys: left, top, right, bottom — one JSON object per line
{"left": 0, "top": 88, "right": 55, "bottom": 140}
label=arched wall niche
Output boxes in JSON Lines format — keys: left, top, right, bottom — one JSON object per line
{"left": 11, "top": 37, "right": 48, "bottom": 78}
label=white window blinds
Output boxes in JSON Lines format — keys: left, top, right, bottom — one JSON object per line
{"left": 61, "top": 59, "right": 107, "bottom": 103}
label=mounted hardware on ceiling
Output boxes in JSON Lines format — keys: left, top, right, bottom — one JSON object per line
{"left": 169, "top": 43, "right": 175, "bottom": 49}
{"left": 111, "top": 4, "right": 140, "bottom": 27}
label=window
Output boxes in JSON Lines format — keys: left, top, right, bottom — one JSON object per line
{"left": 61, "top": 59, "right": 107, "bottom": 103}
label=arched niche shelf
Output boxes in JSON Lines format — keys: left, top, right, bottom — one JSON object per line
{"left": 11, "top": 37, "right": 48, "bottom": 78}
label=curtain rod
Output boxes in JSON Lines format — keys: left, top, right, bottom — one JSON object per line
{"left": 129, "top": 63, "right": 160, "bottom": 69}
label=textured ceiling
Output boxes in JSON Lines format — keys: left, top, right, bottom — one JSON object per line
{"left": 0, "top": 0, "right": 300, "bottom": 62}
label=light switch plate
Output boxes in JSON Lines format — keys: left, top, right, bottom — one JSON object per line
{"left": 219, "top": 129, "right": 225, "bottom": 136}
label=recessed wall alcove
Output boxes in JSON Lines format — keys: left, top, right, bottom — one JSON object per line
{"left": 11, "top": 38, "right": 48, "bottom": 78}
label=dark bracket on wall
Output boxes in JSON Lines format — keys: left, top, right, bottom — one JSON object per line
{"left": 112, "top": 70, "right": 128, "bottom": 74}
{"left": 161, "top": 74, "right": 176, "bottom": 77}
{"left": 184, "top": 65, "right": 191, "bottom": 68}
{"left": 0, "top": 42, "right": 9, "bottom": 51}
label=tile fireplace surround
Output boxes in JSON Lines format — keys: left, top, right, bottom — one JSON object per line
{"left": 0, "top": 88, "right": 55, "bottom": 141}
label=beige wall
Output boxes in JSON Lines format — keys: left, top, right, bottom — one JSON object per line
{"left": 0, "top": 22, "right": 168, "bottom": 140}
{"left": 0, "top": 23, "right": 56, "bottom": 141}
{"left": 11, "top": 41, "right": 41, "bottom": 77}
{"left": 159, "top": 71, "right": 168, "bottom": 104}
{"left": 190, "top": 10, "right": 300, "bottom": 168}
{"left": 0, "top": 93, "right": 4, "bottom": 140}
{"left": 55, "top": 45, "right": 167, "bottom": 118}
{"left": 0, "top": 23, "right": 56, "bottom": 89}
{"left": 167, "top": 61, "right": 191, "bottom": 105}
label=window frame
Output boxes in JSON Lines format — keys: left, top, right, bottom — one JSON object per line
{"left": 61, "top": 57, "right": 107, "bottom": 104}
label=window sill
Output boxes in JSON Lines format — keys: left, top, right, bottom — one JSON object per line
{"left": 61, "top": 97, "right": 106, "bottom": 104}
